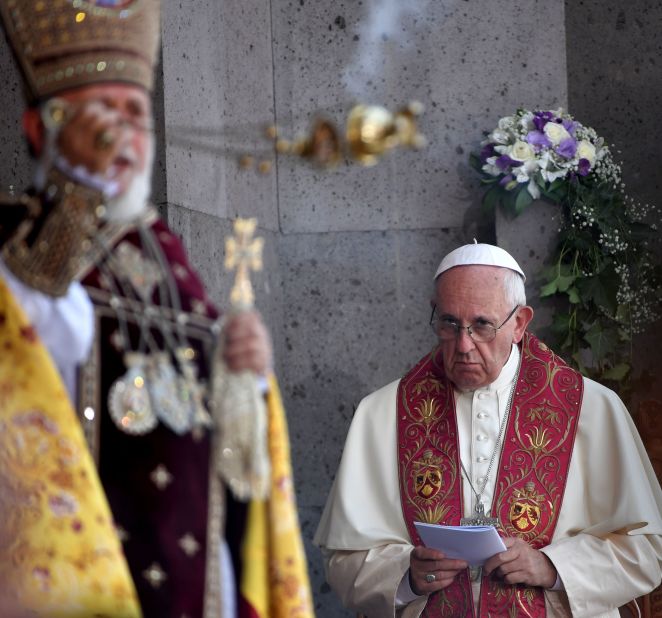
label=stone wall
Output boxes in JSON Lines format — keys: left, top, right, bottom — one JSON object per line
{"left": 566, "top": 0, "right": 661, "bottom": 211}
{"left": 0, "top": 37, "right": 30, "bottom": 191}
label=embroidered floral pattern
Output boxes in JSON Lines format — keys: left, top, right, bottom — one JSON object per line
{"left": 398, "top": 333, "right": 582, "bottom": 617}
{"left": 0, "top": 279, "right": 140, "bottom": 615}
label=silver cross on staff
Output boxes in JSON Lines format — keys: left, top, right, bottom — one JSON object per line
{"left": 224, "top": 218, "right": 264, "bottom": 310}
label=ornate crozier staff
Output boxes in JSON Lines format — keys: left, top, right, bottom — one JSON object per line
{"left": 213, "top": 217, "right": 270, "bottom": 500}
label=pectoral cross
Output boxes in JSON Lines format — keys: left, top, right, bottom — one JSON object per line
{"left": 460, "top": 502, "right": 500, "bottom": 582}
{"left": 460, "top": 501, "right": 499, "bottom": 527}
{"left": 224, "top": 218, "right": 264, "bottom": 310}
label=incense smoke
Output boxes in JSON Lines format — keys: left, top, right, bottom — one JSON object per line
{"left": 343, "top": 0, "right": 448, "bottom": 100}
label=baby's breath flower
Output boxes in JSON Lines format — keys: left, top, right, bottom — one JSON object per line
{"left": 474, "top": 108, "right": 661, "bottom": 388}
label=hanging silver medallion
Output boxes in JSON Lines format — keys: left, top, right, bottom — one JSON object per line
{"left": 176, "top": 347, "right": 212, "bottom": 430}
{"left": 108, "top": 352, "right": 158, "bottom": 435}
{"left": 148, "top": 352, "right": 192, "bottom": 435}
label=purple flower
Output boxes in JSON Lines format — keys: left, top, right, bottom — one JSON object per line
{"left": 556, "top": 137, "right": 577, "bottom": 159}
{"left": 480, "top": 143, "right": 496, "bottom": 162}
{"left": 499, "top": 174, "right": 515, "bottom": 187}
{"left": 526, "top": 130, "right": 551, "bottom": 150}
{"left": 495, "top": 154, "right": 519, "bottom": 171}
{"left": 577, "top": 158, "right": 591, "bottom": 176}
{"left": 533, "top": 111, "right": 554, "bottom": 132}
{"left": 561, "top": 118, "right": 577, "bottom": 134}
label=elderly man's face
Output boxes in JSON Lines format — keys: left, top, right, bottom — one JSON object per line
{"left": 22, "top": 82, "right": 155, "bottom": 221}
{"left": 434, "top": 265, "right": 531, "bottom": 391}
{"left": 24, "top": 82, "right": 153, "bottom": 209}
{"left": 55, "top": 82, "right": 153, "bottom": 196}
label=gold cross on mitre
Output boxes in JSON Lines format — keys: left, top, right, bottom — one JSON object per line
{"left": 224, "top": 218, "right": 264, "bottom": 310}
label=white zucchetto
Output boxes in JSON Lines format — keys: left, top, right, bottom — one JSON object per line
{"left": 434, "top": 242, "right": 526, "bottom": 281}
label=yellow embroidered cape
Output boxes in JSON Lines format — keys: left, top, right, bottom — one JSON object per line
{"left": 0, "top": 278, "right": 141, "bottom": 617}
{"left": 240, "top": 376, "right": 315, "bottom": 617}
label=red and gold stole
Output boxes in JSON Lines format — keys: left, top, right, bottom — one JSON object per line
{"left": 397, "top": 332, "right": 583, "bottom": 617}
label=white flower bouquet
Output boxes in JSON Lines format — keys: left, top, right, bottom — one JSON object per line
{"left": 470, "top": 108, "right": 660, "bottom": 393}
{"left": 470, "top": 108, "right": 621, "bottom": 214}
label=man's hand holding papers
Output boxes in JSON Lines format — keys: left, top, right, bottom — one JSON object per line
{"left": 408, "top": 545, "right": 469, "bottom": 596}
{"left": 412, "top": 522, "right": 559, "bottom": 593}
{"left": 414, "top": 522, "right": 506, "bottom": 566}
{"left": 484, "top": 537, "right": 558, "bottom": 589}
{"left": 409, "top": 522, "right": 505, "bottom": 595}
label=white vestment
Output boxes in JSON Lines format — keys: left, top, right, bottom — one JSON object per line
{"left": 0, "top": 260, "right": 94, "bottom": 400}
{"left": 314, "top": 345, "right": 662, "bottom": 617}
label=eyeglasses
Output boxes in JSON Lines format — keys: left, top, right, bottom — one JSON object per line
{"left": 429, "top": 305, "right": 520, "bottom": 343}
{"left": 40, "top": 97, "right": 155, "bottom": 134}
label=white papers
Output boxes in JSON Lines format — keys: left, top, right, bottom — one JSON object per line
{"left": 414, "top": 522, "right": 506, "bottom": 566}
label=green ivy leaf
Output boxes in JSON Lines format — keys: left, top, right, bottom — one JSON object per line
{"left": 481, "top": 186, "right": 501, "bottom": 213}
{"left": 550, "top": 313, "right": 571, "bottom": 333}
{"left": 583, "top": 323, "right": 618, "bottom": 362}
{"left": 548, "top": 192, "right": 565, "bottom": 204}
{"left": 576, "top": 272, "right": 618, "bottom": 316}
{"left": 514, "top": 186, "right": 534, "bottom": 215}
{"left": 540, "top": 179, "right": 567, "bottom": 205}
{"left": 502, "top": 190, "right": 519, "bottom": 217}
{"left": 566, "top": 287, "right": 581, "bottom": 304}
{"left": 469, "top": 153, "right": 482, "bottom": 171}
{"left": 602, "top": 363, "right": 631, "bottom": 381}
{"left": 540, "top": 280, "right": 558, "bottom": 297}
{"left": 571, "top": 351, "right": 587, "bottom": 374}
{"left": 556, "top": 274, "right": 576, "bottom": 293}
{"left": 548, "top": 178, "right": 565, "bottom": 192}
{"left": 540, "top": 273, "right": 576, "bottom": 297}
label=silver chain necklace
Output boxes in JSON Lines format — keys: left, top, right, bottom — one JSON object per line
{"left": 459, "top": 359, "right": 520, "bottom": 527}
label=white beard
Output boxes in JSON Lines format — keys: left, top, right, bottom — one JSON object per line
{"left": 103, "top": 135, "right": 154, "bottom": 222}
{"left": 35, "top": 124, "right": 155, "bottom": 224}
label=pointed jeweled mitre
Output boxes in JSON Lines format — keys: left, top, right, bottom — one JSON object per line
{"left": 0, "top": 0, "right": 161, "bottom": 102}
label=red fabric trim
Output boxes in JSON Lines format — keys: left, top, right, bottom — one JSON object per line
{"left": 397, "top": 332, "right": 583, "bottom": 617}
{"left": 239, "top": 595, "right": 262, "bottom": 618}
{"left": 396, "top": 346, "right": 473, "bottom": 617}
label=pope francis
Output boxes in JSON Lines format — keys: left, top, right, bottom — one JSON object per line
{"left": 314, "top": 243, "right": 662, "bottom": 617}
